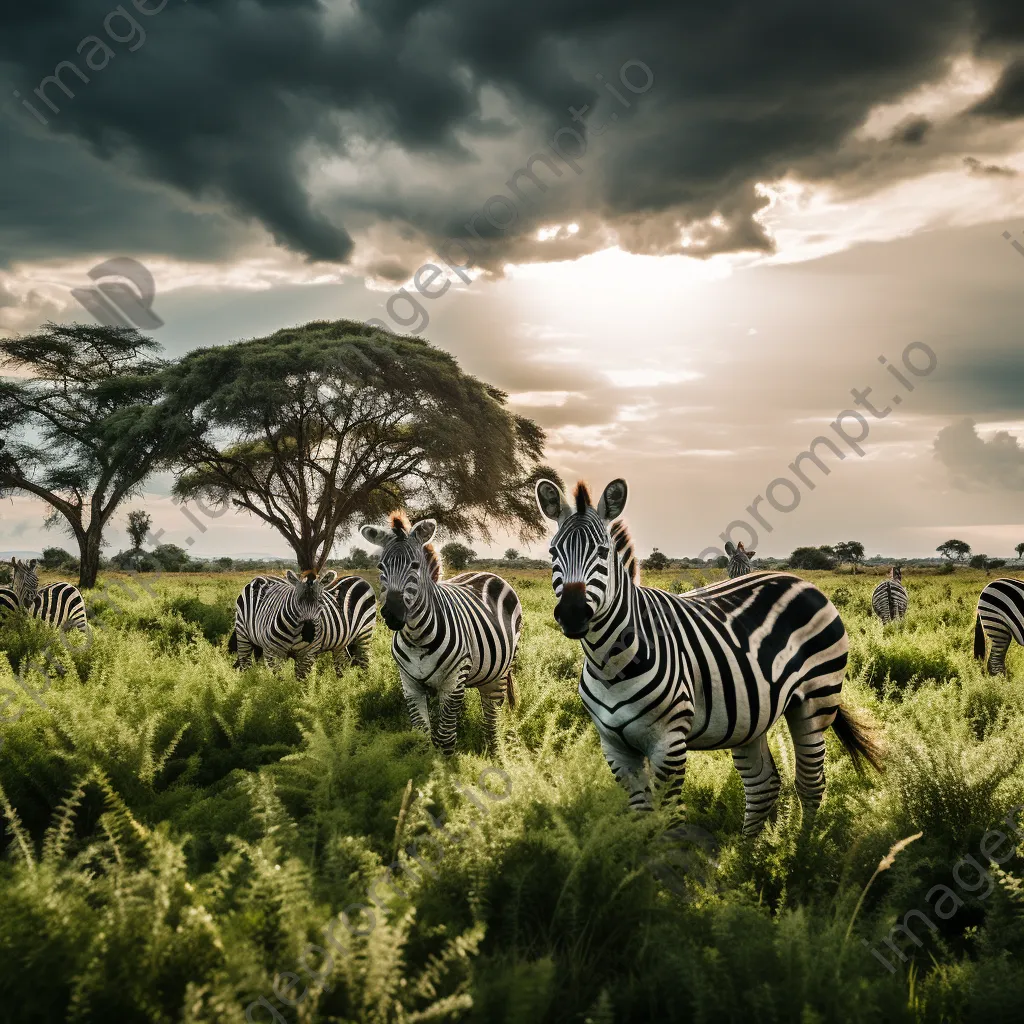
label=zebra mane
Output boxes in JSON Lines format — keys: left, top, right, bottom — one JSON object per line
{"left": 573, "top": 481, "right": 592, "bottom": 513}
{"left": 389, "top": 510, "right": 411, "bottom": 538}
{"left": 424, "top": 543, "right": 443, "bottom": 582}
{"left": 610, "top": 520, "right": 640, "bottom": 583}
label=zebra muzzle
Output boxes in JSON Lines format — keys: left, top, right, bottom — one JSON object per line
{"left": 554, "top": 586, "right": 592, "bottom": 639}
{"left": 382, "top": 592, "right": 407, "bottom": 631}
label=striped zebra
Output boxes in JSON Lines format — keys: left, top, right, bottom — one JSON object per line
{"left": 536, "top": 477, "right": 882, "bottom": 836}
{"left": 229, "top": 568, "right": 354, "bottom": 680}
{"left": 871, "top": 566, "right": 908, "bottom": 623}
{"left": 0, "top": 558, "right": 88, "bottom": 633}
{"left": 974, "top": 577, "right": 1024, "bottom": 676}
{"left": 724, "top": 540, "right": 756, "bottom": 578}
{"left": 360, "top": 512, "right": 522, "bottom": 754}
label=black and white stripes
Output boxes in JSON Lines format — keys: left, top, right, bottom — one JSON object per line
{"left": 536, "top": 477, "right": 882, "bottom": 836}
{"left": 360, "top": 512, "right": 522, "bottom": 754}
{"left": 724, "top": 540, "right": 755, "bottom": 578}
{"left": 974, "top": 577, "right": 1024, "bottom": 676}
{"left": 230, "top": 569, "right": 344, "bottom": 680}
{"left": 0, "top": 557, "right": 88, "bottom": 633}
{"left": 871, "top": 566, "right": 908, "bottom": 623}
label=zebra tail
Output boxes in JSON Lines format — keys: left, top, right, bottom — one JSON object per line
{"left": 505, "top": 671, "right": 516, "bottom": 710}
{"left": 228, "top": 629, "right": 238, "bottom": 654}
{"left": 974, "top": 614, "right": 986, "bottom": 660}
{"left": 831, "top": 702, "right": 885, "bottom": 774}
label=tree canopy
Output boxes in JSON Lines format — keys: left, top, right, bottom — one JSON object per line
{"left": 937, "top": 539, "right": 971, "bottom": 563}
{"left": 0, "top": 323, "right": 195, "bottom": 587}
{"left": 165, "top": 320, "right": 559, "bottom": 569}
{"left": 833, "top": 541, "right": 865, "bottom": 572}
{"left": 789, "top": 545, "right": 837, "bottom": 570}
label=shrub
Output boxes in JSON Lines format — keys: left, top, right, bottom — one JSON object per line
{"left": 441, "top": 542, "right": 475, "bottom": 571}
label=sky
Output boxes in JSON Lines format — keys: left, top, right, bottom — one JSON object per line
{"left": 1, "top": 0, "right": 1024, "bottom": 562}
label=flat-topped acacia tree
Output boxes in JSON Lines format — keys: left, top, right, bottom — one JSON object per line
{"left": 165, "top": 320, "right": 559, "bottom": 571}
{"left": 0, "top": 323, "right": 195, "bottom": 588}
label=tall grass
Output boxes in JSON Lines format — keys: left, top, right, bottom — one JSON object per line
{"left": 1, "top": 568, "right": 1023, "bottom": 1022}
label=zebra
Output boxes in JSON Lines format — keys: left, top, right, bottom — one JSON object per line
{"left": 871, "top": 566, "right": 908, "bottom": 623}
{"left": 724, "top": 540, "right": 756, "bottom": 578}
{"left": 359, "top": 512, "right": 522, "bottom": 754}
{"left": 228, "top": 574, "right": 376, "bottom": 671}
{"left": 0, "top": 557, "right": 88, "bottom": 633}
{"left": 319, "top": 574, "right": 377, "bottom": 669}
{"left": 974, "top": 577, "right": 1024, "bottom": 676}
{"left": 536, "top": 477, "right": 882, "bottom": 837}
{"left": 228, "top": 568, "right": 348, "bottom": 680}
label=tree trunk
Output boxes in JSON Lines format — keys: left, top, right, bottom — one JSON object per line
{"left": 78, "top": 529, "right": 103, "bottom": 590}
{"left": 290, "top": 537, "right": 321, "bottom": 573}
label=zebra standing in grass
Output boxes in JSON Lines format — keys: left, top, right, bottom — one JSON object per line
{"left": 320, "top": 574, "right": 377, "bottom": 669}
{"left": 871, "top": 566, "right": 908, "bottom": 623}
{"left": 974, "top": 577, "right": 1024, "bottom": 676}
{"left": 229, "top": 568, "right": 347, "bottom": 680}
{"left": 0, "top": 558, "right": 88, "bottom": 633}
{"left": 360, "top": 513, "right": 522, "bottom": 754}
{"left": 536, "top": 477, "right": 882, "bottom": 837}
{"left": 724, "top": 540, "right": 756, "bottom": 578}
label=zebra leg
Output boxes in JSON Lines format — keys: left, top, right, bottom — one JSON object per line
{"left": 785, "top": 704, "right": 830, "bottom": 826}
{"left": 234, "top": 632, "right": 256, "bottom": 670}
{"left": 731, "top": 734, "right": 781, "bottom": 837}
{"left": 434, "top": 673, "right": 468, "bottom": 756}
{"left": 986, "top": 623, "right": 1012, "bottom": 676}
{"left": 347, "top": 639, "right": 370, "bottom": 670}
{"left": 294, "top": 650, "right": 317, "bottom": 681}
{"left": 649, "top": 732, "right": 690, "bottom": 825}
{"left": 331, "top": 649, "right": 350, "bottom": 674}
{"left": 399, "top": 669, "right": 432, "bottom": 737}
{"left": 476, "top": 676, "right": 508, "bottom": 751}
{"left": 600, "top": 733, "right": 653, "bottom": 812}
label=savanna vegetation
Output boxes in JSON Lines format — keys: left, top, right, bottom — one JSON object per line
{"left": 2, "top": 565, "right": 1023, "bottom": 1023}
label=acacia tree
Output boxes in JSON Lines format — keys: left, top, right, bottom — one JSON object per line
{"left": 0, "top": 324, "right": 195, "bottom": 588}
{"left": 937, "top": 539, "right": 971, "bottom": 564}
{"left": 1016, "top": 542, "right": 1024, "bottom": 562}
{"left": 165, "top": 320, "right": 560, "bottom": 570}
{"left": 833, "top": 541, "right": 865, "bottom": 573}
{"left": 126, "top": 509, "right": 153, "bottom": 552}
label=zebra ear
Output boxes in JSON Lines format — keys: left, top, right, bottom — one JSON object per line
{"left": 536, "top": 479, "right": 570, "bottom": 522}
{"left": 360, "top": 524, "right": 389, "bottom": 548}
{"left": 597, "top": 479, "right": 628, "bottom": 521}
{"left": 410, "top": 519, "right": 436, "bottom": 545}
{"left": 724, "top": 541, "right": 736, "bottom": 555}
{"left": 29, "top": 559, "right": 37, "bottom": 569}
{"left": 319, "top": 569, "right": 338, "bottom": 586}
{"left": 748, "top": 550, "right": 756, "bottom": 557}
{"left": 285, "top": 569, "right": 299, "bottom": 583}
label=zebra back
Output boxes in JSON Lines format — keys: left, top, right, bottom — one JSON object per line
{"left": 319, "top": 575, "right": 377, "bottom": 662}
{"left": 975, "top": 577, "right": 1024, "bottom": 675}
{"left": 871, "top": 578, "right": 908, "bottom": 623}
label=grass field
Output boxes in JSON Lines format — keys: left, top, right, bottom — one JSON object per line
{"left": 1, "top": 566, "right": 1024, "bottom": 1023}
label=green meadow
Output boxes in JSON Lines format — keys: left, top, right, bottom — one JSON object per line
{"left": 1, "top": 567, "right": 1023, "bottom": 1023}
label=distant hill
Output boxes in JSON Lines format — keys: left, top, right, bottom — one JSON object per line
{"left": 0, "top": 550, "right": 44, "bottom": 560}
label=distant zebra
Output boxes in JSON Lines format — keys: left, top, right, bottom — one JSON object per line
{"left": 724, "top": 540, "right": 756, "bottom": 578}
{"left": 360, "top": 513, "right": 522, "bottom": 754}
{"left": 536, "top": 477, "right": 882, "bottom": 836}
{"left": 0, "top": 558, "right": 88, "bottom": 633}
{"left": 229, "top": 569, "right": 347, "bottom": 680}
{"left": 871, "top": 566, "right": 908, "bottom": 623}
{"left": 974, "top": 577, "right": 1024, "bottom": 676}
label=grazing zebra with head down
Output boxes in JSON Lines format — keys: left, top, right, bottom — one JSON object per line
{"left": 724, "top": 540, "right": 756, "bottom": 578}
{"left": 871, "top": 566, "right": 908, "bottom": 623}
{"left": 360, "top": 513, "right": 522, "bottom": 754}
{"left": 0, "top": 558, "right": 88, "bottom": 633}
{"left": 536, "top": 477, "right": 882, "bottom": 836}
{"left": 974, "top": 577, "right": 1024, "bottom": 676}
{"left": 229, "top": 568, "right": 347, "bottom": 680}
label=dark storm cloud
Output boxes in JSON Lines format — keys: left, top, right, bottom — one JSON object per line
{"left": 933, "top": 418, "right": 1024, "bottom": 489}
{"left": 2, "top": 0, "right": 1024, "bottom": 270}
